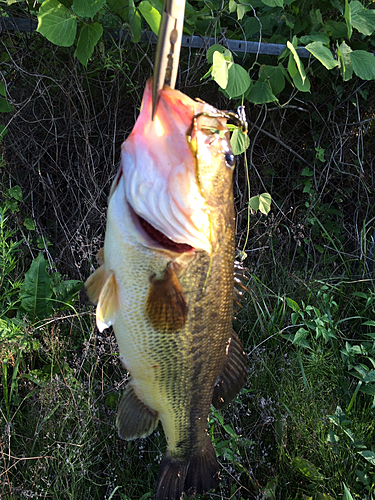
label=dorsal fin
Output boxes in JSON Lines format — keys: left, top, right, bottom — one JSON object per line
{"left": 212, "top": 330, "right": 248, "bottom": 409}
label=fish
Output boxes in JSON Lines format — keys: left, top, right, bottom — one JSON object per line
{"left": 85, "top": 78, "right": 248, "bottom": 500}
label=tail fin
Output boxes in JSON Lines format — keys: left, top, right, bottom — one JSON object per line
{"left": 155, "top": 438, "right": 220, "bottom": 500}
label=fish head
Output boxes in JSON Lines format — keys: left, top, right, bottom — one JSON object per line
{"left": 116, "top": 79, "right": 236, "bottom": 256}
{"left": 187, "top": 110, "right": 236, "bottom": 209}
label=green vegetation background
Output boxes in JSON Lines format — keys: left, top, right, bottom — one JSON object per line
{"left": 1, "top": 0, "right": 375, "bottom": 499}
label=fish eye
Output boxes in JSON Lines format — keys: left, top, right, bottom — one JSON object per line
{"left": 225, "top": 151, "right": 236, "bottom": 169}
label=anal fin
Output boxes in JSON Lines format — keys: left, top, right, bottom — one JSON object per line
{"left": 146, "top": 262, "right": 188, "bottom": 332}
{"left": 212, "top": 330, "right": 248, "bottom": 409}
{"left": 116, "top": 383, "right": 159, "bottom": 440}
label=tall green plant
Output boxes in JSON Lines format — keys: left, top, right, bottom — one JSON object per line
{"left": 35, "top": 0, "right": 161, "bottom": 65}
{"left": 208, "top": 0, "right": 375, "bottom": 104}
{"left": 17, "top": 0, "right": 375, "bottom": 101}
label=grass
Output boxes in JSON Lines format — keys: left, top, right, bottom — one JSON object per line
{"left": 2, "top": 227, "right": 375, "bottom": 499}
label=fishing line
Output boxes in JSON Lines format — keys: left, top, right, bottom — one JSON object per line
{"left": 235, "top": 96, "right": 251, "bottom": 262}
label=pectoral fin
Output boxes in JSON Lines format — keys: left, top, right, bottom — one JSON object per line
{"left": 96, "top": 247, "right": 105, "bottom": 265}
{"left": 212, "top": 330, "right": 248, "bottom": 409}
{"left": 116, "top": 383, "right": 159, "bottom": 440}
{"left": 146, "top": 262, "right": 188, "bottom": 332}
{"left": 96, "top": 271, "right": 118, "bottom": 332}
{"left": 84, "top": 265, "right": 107, "bottom": 305}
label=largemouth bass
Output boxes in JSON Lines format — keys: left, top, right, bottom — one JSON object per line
{"left": 85, "top": 78, "right": 248, "bottom": 500}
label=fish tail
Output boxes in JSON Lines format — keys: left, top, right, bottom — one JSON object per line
{"left": 155, "top": 437, "right": 219, "bottom": 500}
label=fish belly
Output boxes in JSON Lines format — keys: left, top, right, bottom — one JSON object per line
{"left": 104, "top": 179, "right": 196, "bottom": 451}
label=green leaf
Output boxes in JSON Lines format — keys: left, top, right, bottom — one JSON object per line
{"left": 107, "top": 0, "right": 128, "bottom": 21}
{"left": 360, "top": 385, "right": 375, "bottom": 395}
{"left": 53, "top": 279, "right": 82, "bottom": 307}
{"left": 342, "top": 483, "right": 354, "bottom": 500}
{"left": 263, "top": 478, "right": 277, "bottom": 499}
{"left": 363, "top": 370, "right": 375, "bottom": 383}
{"left": 291, "top": 457, "right": 324, "bottom": 482}
{"left": 287, "top": 40, "right": 306, "bottom": 83}
{"left": 226, "top": 63, "right": 251, "bottom": 98}
{"left": 207, "top": 44, "right": 226, "bottom": 64}
{"left": 350, "top": 0, "right": 375, "bottom": 36}
{"left": 259, "top": 65, "right": 285, "bottom": 95}
{"left": 148, "top": 0, "right": 163, "bottom": 12}
{"left": 287, "top": 52, "right": 297, "bottom": 78}
{"left": 23, "top": 218, "right": 36, "bottom": 231}
{"left": 8, "top": 185, "right": 23, "bottom": 201}
{"left": 138, "top": 0, "right": 161, "bottom": 35}
{"left": 305, "top": 42, "right": 339, "bottom": 70}
{"left": 212, "top": 51, "right": 229, "bottom": 89}
{"left": 301, "top": 166, "right": 313, "bottom": 176}
{"left": 293, "top": 327, "right": 309, "bottom": 345}
{"left": 247, "top": 81, "right": 278, "bottom": 104}
{"left": 75, "top": 22, "right": 103, "bottom": 67}
{"left": 0, "top": 98, "right": 13, "bottom": 113}
{"left": 0, "top": 81, "right": 13, "bottom": 111}
{"left": 0, "top": 318, "right": 22, "bottom": 345}
{"left": 127, "top": 0, "right": 141, "bottom": 42}
{"left": 356, "top": 469, "right": 371, "bottom": 486}
{"left": 72, "top": 0, "right": 106, "bottom": 18}
{"left": 293, "top": 70, "right": 311, "bottom": 92}
{"left": 258, "top": 193, "right": 272, "bottom": 214}
{"left": 314, "top": 8, "right": 323, "bottom": 25}
{"left": 237, "top": 3, "right": 247, "bottom": 20}
{"left": 249, "top": 195, "right": 259, "bottom": 212}
{"left": 248, "top": 193, "right": 272, "bottom": 214}
{"left": 230, "top": 127, "right": 250, "bottom": 155}
{"left": 299, "top": 34, "right": 330, "bottom": 45}
{"left": 0, "top": 125, "right": 7, "bottom": 141}
{"left": 350, "top": 50, "right": 375, "bottom": 80}
{"left": 20, "top": 253, "right": 54, "bottom": 321}
{"left": 262, "top": 0, "right": 283, "bottom": 7}
{"left": 286, "top": 297, "right": 300, "bottom": 312}
{"left": 228, "top": 0, "right": 236, "bottom": 13}
{"left": 345, "top": 0, "right": 352, "bottom": 39}
{"left": 37, "top": 0, "right": 77, "bottom": 47}
{"left": 338, "top": 41, "right": 353, "bottom": 81}
{"left": 139, "top": 493, "right": 152, "bottom": 500}
{"left": 243, "top": 16, "right": 261, "bottom": 38}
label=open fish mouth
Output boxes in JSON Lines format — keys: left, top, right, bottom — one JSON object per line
{"left": 137, "top": 213, "right": 194, "bottom": 254}
{"left": 118, "top": 79, "right": 214, "bottom": 255}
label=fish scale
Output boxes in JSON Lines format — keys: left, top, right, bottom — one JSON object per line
{"left": 85, "top": 79, "right": 248, "bottom": 500}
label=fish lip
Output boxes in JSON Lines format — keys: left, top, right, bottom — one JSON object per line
{"left": 127, "top": 200, "right": 195, "bottom": 256}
